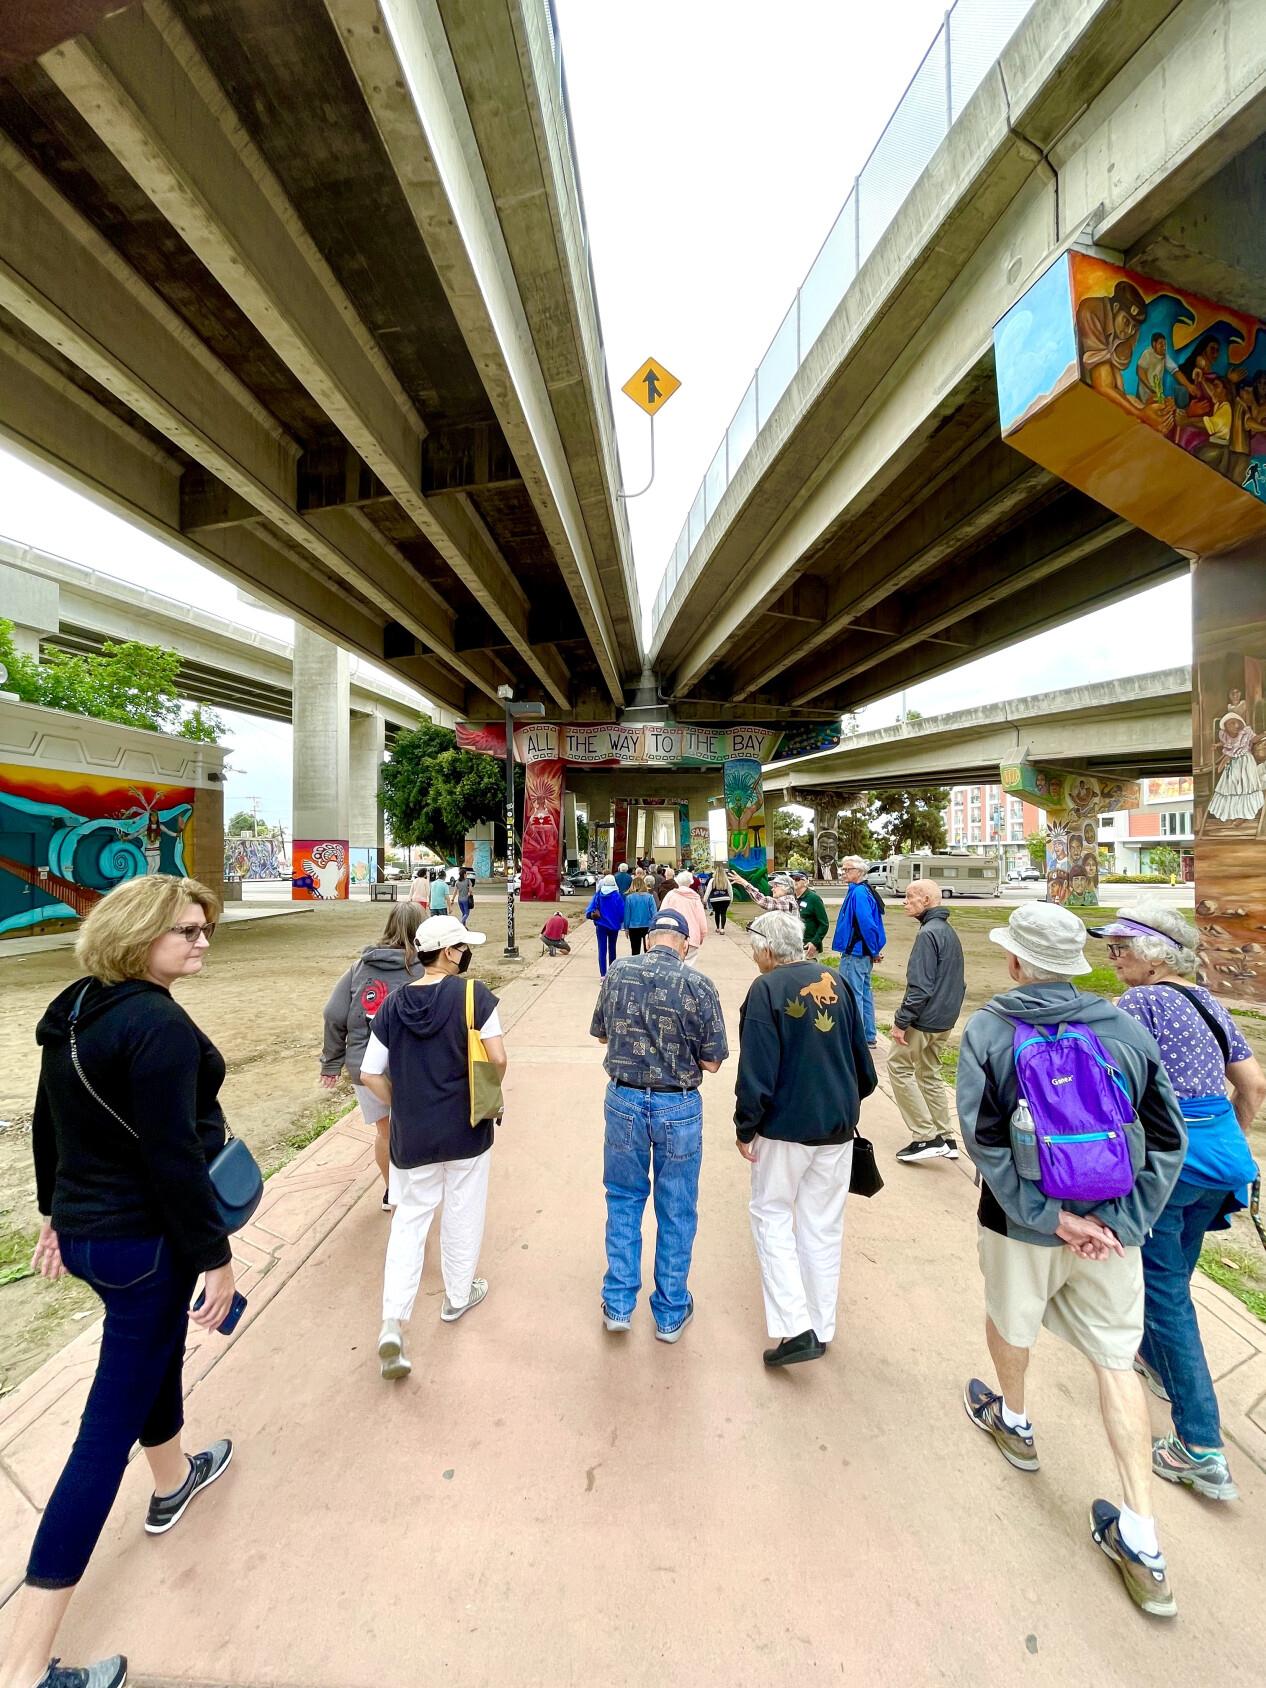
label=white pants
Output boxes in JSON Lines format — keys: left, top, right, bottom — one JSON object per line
{"left": 748, "top": 1137, "right": 854, "bottom": 1342}
{"left": 382, "top": 1152, "right": 490, "bottom": 1321}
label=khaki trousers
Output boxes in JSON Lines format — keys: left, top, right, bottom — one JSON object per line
{"left": 888, "top": 1027, "right": 952, "bottom": 1137}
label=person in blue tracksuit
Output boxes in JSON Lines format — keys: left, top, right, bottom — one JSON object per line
{"left": 830, "top": 856, "right": 886, "bottom": 1046}
{"left": 586, "top": 876, "right": 626, "bottom": 977}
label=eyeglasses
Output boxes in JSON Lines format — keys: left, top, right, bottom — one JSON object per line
{"left": 169, "top": 922, "right": 216, "bottom": 943}
{"left": 1105, "top": 943, "right": 1128, "bottom": 959}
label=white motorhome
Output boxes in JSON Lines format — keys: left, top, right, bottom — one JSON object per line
{"left": 877, "top": 853, "right": 1002, "bottom": 898}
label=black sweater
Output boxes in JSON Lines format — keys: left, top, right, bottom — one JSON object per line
{"left": 33, "top": 978, "right": 232, "bottom": 1272}
{"left": 735, "top": 961, "right": 877, "bottom": 1144}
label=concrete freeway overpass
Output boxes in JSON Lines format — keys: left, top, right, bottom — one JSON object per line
{"left": 0, "top": 0, "right": 641, "bottom": 722}
{"left": 648, "top": 0, "right": 1266, "bottom": 720}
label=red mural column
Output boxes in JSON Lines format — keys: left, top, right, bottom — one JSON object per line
{"left": 521, "top": 760, "right": 564, "bottom": 902}
{"left": 612, "top": 797, "right": 629, "bottom": 866}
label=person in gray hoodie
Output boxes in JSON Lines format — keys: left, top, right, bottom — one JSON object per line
{"left": 956, "top": 902, "right": 1186, "bottom": 1621}
{"left": 320, "top": 902, "right": 423, "bottom": 1210}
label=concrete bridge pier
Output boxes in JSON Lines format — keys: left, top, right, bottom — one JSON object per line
{"left": 291, "top": 623, "right": 350, "bottom": 899}
{"left": 350, "top": 706, "right": 386, "bottom": 879}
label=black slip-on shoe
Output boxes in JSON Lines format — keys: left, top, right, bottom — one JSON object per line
{"left": 763, "top": 1330, "right": 826, "bottom": 1367}
{"left": 144, "top": 1439, "right": 233, "bottom": 1535}
{"left": 35, "top": 1659, "right": 126, "bottom": 1688}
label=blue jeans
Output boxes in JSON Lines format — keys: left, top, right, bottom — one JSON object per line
{"left": 1138, "top": 1178, "right": 1229, "bottom": 1449}
{"left": 27, "top": 1234, "right": 197, "bottom": 1588}
{"left": 602, "top": 1083, "right": 702, "bottom": 1331}
{"left": 597, "top": 927, "right": 619, "bottom": 975}
{"left": 838, "top": 953, "right": 876, "bottom": 1043}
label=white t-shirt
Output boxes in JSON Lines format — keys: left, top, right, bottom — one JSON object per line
{"left": 361, "top": 1009, "right": 502, "bottom": 1076}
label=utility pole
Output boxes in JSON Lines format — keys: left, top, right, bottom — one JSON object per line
{"left": 496, "top": 687, "right": 545, "bottom": 959}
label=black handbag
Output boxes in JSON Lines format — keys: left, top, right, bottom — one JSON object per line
{"left": 69, "top": 983, "right": 263, "bottom": 1234}
{"left": 849, "top": 1131, "right": 884, "bottom": 1198}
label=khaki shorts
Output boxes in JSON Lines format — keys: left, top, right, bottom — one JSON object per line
{"left": 977, "top": 1225, "right": 1143, "bottom": 1371}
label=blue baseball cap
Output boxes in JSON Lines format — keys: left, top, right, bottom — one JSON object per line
{"left": 649, "top": 909, "right": 690, "bottom": 938}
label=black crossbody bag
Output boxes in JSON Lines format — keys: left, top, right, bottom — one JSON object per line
{"left": 68, "top": 982, "right": 263, "bottom": 1234}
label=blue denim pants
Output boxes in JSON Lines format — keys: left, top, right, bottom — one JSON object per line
{"left": 837, "top": 954, "right": 877, "bottom": 1043}
{"left": 1138, "top": 1178, "right": 1230, "bottom": 1449}
{"left": 27, "top": 1234, "right": 196, "bottom": 1588}
{"left": 597, "top": 927, "right": 619, "bottom": 975}
{"left": 602, "top": 1082, "right": 702, "bottom": 1332}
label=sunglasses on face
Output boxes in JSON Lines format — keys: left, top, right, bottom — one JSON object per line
{"left": 169, "top": 922, "right": 216, "bottom": 943}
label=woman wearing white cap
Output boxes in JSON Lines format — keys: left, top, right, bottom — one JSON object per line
{"left": 359, "top": 914, "right": 506, "bottom": 1382}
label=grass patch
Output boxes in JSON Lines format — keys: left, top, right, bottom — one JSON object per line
{"left": 938, "top": 1046, "right": 959, "bottom": 1086}
{"left": 1198, "top": 1243, "right": 1266, "bottom": 1323}
{"left": 1081, "top": 966, "right": 1121, "bottom": 995}
{"left": 871, "top": 973, "right": 902, "bottom": 992}
{"left": 0, "top": 1221, "right": 37, "bottom": 1287}
{"left": 262, "top": 1093, "right": 357, "bottom": 1180}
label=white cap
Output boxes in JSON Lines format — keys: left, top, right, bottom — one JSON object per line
{"left": 416, "top": 914, "right": 486, "bottom": 952}
{"left": 989, "top": 903, "right": 1090, "bottom": 976}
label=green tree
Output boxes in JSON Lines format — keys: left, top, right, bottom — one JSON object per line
{"left": 380, "top": 722, "right": 523, "bottom": 858}
{"left": 1026, "top": 829, "right": 1048, "bottom": 868}
{"left": 870, "top": 785, "right": 949, "bottom": 854}
{"left": 837, "top": 806, "right": 876, "bottom": 860}
{"left": 0, "top": 619, "right": 224, "bottom": 741}
{"left": 772, "top": 806, "right": 810, "bottom": 866}
{"left": 577, "top": 816, "right": 590, "bottom": 854}
{"left": 228, "top": 810, "right": 258, "bottom": 835}
{"left": 1150, "top": 845, "right": 1180, "bottom": 879}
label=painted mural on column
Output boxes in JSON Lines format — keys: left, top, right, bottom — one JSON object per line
{"left": 0, "top": 765, "right": 194, "bottom": 939}
{"left": 521, "top": 760, "right": 564, "bottom": 901}
{"left": 1191, "top": 541, "right": 1266, "bottom": 1004}
{"left": 292, "top": 840, "right": 349, "bottom": 900}
{"left": 725, "top": 757, "right": 768, "bottom": 896}
{"left": 1000, "top": 760, "right": 1138, "bottom": 909}
{"left": 612, "top": 798, "right": 629, "bottom": 869}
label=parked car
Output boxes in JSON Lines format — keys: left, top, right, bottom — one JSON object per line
{"left": 1006, "top": 866, "right": 1044, "bottom": 882}
{"left": 383, "top": 865, "right": 403, "bottom": 881}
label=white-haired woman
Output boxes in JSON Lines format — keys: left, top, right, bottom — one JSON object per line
{"left": 1093, "top": 900, "right": 1266, "bottom": 1501}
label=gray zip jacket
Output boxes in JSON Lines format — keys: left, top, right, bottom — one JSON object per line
{"left": 893, "top": 907, "right": 965, "bottom": 1032}
{"left": 956, "top": 982, "right": 1186, "bottom": 1248}
{"left": 321, "top": 946, "right": 420, "bottom": 1081}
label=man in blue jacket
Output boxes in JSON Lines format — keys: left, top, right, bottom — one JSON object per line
{"left": 830, "top": 856, "right": 886, "bottom": 1046}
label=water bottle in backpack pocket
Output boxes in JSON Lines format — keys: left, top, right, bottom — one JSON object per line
{"left": 1005, "top": 1017, "right": 1136, "bottom": 1202}
{"left": 1008, "top": 1099, "right": 1042, "bottom": 1182}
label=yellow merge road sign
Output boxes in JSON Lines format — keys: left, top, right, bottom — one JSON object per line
{"left": 621, "top": 358, "right": 681, "bottom": 417}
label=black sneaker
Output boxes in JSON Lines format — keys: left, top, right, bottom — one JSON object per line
{"left": 895, "top": 1135, "right": 959, "bottom": 1163}
{"left": 144, "top": 1439, "right": 233, "bottom": 1535}
{"left": 35, "top": 1661, "right": 126, "bottom": 1688}
{"left": 763, "top": 1329, "right": 825, "bottom": 1367}
{"left": 381, "top": 1187, "right": 392, "bottom": 1213}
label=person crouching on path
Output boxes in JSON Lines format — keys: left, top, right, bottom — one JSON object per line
{"left": 541, "top": 909, "right": 571, "bottom": 956}
{"left": 735, "top": 911, "right": 877, "bottom": 1367}
{"left": 830, "top": 856, "right": 886, "bottom": 1047}
{"left": 319, "top": 901, "right": 423, "bottom": 1213}
{"left": 586, "top": 874, "right": 626, "bottom": 976}
{"left": 359, "top": 915, "right": 507, "bottom": 1382}
{"left": 956, "top": 903, "right": 1186, "bottom": 1619}
{"left": 590, "top": 908, "right": 728, "bottom": 1341}
{"left": 661, "top": 869, "right": 708, "bottom": 964}
{"left": 891, "top": 880, "right": 966, "bottom": 1165}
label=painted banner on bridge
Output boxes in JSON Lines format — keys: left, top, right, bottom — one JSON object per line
{"left": 455, "top": 721, "right": 840, "bottom": 767}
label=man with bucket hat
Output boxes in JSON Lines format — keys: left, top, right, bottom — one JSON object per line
{"left": 955, "top": 903, "right": 1187, "bottom": 1619}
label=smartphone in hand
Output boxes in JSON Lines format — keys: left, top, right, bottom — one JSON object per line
{"left": 192, "top": 1287, "right": 248, "bottom": 1335}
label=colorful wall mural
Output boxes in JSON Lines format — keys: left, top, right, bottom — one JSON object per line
{"left": 995, "top": 253, "right": 1266, "bottom": 557}
{"left": 1000, "top": 759, "right": 1139, "bottom": 908}
{"left": 292, "top": 840, "right": 349, "bottom": 900}
{"left": 725, "top": 757, "right": 768, "bottom": 895}
{"left": 612, "top": 798, "right": 629, "bottom": 868}
{"left": 454, "top": 721, "right": 840, "bottom": 768}
{"left": 0, "top": 764, "right": 194, "bottom": 939}
{"left": 349, "top": 848, "right": 380, "bottom": 885}
{"left": 224, "top": 835, "right": 285, "bottom": 881}
{"left": 521, "top": 760, "right": 564, "bottom": 901}
{"left": 688, "top": 822, "right": 712, "bottom": 868}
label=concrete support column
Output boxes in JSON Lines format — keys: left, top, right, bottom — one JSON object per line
{"left": 564, "top": 789, "right": 580, "bottom": 873}
{"left": 291, "top": 623, "right": 350, "bottom": 899}
{"left": 350, "top": 708, "right": 386, "bottom": 875}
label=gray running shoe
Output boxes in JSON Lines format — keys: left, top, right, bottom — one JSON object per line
{"left": 145, "top": 1439, "right": 233, "bottom": 1534}
{"left": 1133, "top": 1354, "right": 1170, "bottom": 1402}
{"left": 963, "top": 1378, "right": 1039, "bottom": 1471}
{"left": 602, "top": 1303, "right": 631, "bottom": 1332}
{"left": 1089, "top": 1499, "right": 1177, "bottom": 1618}
{"left": 655, "top": 1297, "right": 694, "bottom": 1344}
{"left": 441, "top": 1278, "right": 488, "bottom": 1322}
{"left": 378, "top": 1318, "right": 411, "bottom": 1380}
{"left": 1153, "top": 1434, "right": 1240, "bottom": 1501}
{"left": 35, "top": 1659, "right": 126, "bottom": 1688}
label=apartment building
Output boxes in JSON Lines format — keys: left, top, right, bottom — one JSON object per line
{"left": 1097, "top": 777, "right": 1194, "bottom": 879}
{"left": 943, "top": 783, "right": 1044, "bottom": 873}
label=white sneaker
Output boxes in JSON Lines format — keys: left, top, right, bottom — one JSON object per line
{"left": 378, "top": 1318, "right": 411, "bottom": 1380}
{"left": 441, "top": 1278, "right": 488, "bottom": 1322}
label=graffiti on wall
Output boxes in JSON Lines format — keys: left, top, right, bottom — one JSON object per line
{"left": 224, "top": 835, "right": 284, "bottom": 881}
{"left": 292, "top": 840, "right": 348, "bottom": 900}
{"left": 521, "top": 760, "right": 563, "bottom": 901}
{"left": 725, "top": 757, "right": 768, "bottom": 895}
{"left": 0, "top": 765, "right": 193, "bottom": 939}
{"left": 688, "top": 822, "right": 711, "bottom": 868}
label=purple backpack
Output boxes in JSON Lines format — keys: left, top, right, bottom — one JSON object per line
{"left": 1005, "top": 1017, "right": 1136, "bottom": 1202}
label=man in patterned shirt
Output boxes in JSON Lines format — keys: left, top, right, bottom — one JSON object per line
{"left": 590, "top": 908, "right": 729, "bottom": 1342}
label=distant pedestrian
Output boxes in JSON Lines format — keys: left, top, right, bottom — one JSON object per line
{"left": 541, "top": 910, "right": 571, "bottom": 956}
{"left": 614, "top": 862, "right": 633, "bottom": 895}
{"left": 586, "top": 874, "right": 626, "bottom": 976}
{"left": 956, "top": 903, "right": 1186, "bottom": 1620}
{"left": 789, "top": 868, "right": 829, "bottom": 956}
{"left": 427, "top": 871, "right": 450, "bottom": 915}
{"left": 7, "top": 876, "right": 238, "bottom": 1688}
{"left": 661, "top": 869, "right": 708, "bottom": 963}
{"left": 830, "top": 857, "right": 886, "bottom": 1046}
{"left": 1093, "top": 901, "right": 1266, "bottom": 1503}
{"left": 891, "top": 881, "right": 966, "bottom": 1165}
{"left": 590, "top": 908, "right": 728, "bottom": 1341}
{"left": 622, "top": 873, "right": 657, "bottom": 955}
{"left": 655, "top": 867, "right": 676, "bottom": 905}
{"left": 360, "top": 916, "right": 506, "bottom": 1383}
{"left": 735, "top": 911, "right": 876, "bottom": 1367}
{"left": 453, "top": 867, "right": 474, "bottom": 926}
{"left": 320, "top": 902, "right": 424, "bottom": 1211}
{"left": 707, "top": 864, "right": 734, "bottom": 931}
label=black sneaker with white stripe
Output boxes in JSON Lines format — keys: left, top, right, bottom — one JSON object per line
{"left": 34, "top": 1659, "right": 126, "bottom": 1688}
{"left": 144, "top": 1439, "right": 233, "bottom": 1535}
{"left": 895, "top": 1135, "right": 959, "bottom": 1163}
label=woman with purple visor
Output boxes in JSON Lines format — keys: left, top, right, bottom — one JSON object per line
{"left": 1092, "top": 900, "right": 1266, "bottom": 1503}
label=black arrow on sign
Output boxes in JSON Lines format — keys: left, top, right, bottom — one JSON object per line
{"left": 643, "top": 367, "right": 661, "bottom": 405}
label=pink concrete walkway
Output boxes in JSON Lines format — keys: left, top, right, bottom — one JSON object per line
{"left": 2, "top": 923, "right": 1265, "bottom": 1686}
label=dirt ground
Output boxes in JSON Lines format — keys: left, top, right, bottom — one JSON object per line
{"left": 0, "top": 891, "right": 566, "bottom": 1393}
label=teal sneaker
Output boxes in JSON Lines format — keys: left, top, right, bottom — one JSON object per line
{"left": 1153, "top": 1434, "right": 1239, "bottom": 1501}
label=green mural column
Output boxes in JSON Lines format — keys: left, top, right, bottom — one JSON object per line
{"left": 725, "top": 757, "right": 768, "bottom": 898}
{"left": 1000, "top": 760, "right": 1138, "bottom": 908}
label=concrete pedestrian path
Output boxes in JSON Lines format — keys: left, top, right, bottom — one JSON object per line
{"left": 3, "top": 927, "right": 1265, "bottom": 1685}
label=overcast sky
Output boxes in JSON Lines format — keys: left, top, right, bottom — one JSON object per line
{"left": 0, "top": 0, "right": 1191, "bottom": 831}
